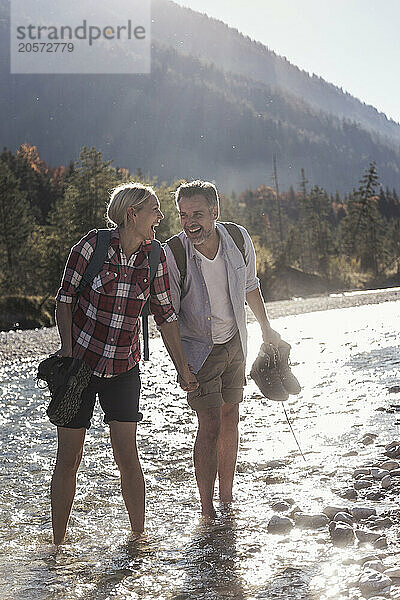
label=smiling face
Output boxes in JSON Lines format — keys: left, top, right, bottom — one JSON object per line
{"left": 178, "top": 194, "right": 218, "bottom": 246}
{"left": 129, "top": 194, "right": 164, "bottom": 241}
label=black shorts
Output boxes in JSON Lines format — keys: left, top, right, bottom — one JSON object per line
{"left": 62, "top": 365, "right": 142, "bottom": 430}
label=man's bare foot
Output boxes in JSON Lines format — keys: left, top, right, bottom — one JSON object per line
{"left": 201, "top": 508, "right": 217, "bottom": 520}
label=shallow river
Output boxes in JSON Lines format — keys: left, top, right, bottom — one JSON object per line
{"left": 0, "top": 299, "right": 399, "bottom": 600}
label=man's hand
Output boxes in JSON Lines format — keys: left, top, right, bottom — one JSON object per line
{"left": 262, "top": 325, "right": 281, "bottom": 348}
{"left": 178, "top": 365, "right": 198, "bottom": 392}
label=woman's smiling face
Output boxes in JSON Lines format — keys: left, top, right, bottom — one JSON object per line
{"left": 130, "top": 195, "right": 164, "bottom": 241}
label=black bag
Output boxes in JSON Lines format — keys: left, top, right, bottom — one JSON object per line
{"left": 37, "top": 356, "right": 93, "bottom": 426}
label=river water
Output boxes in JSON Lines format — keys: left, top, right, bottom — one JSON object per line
{"left": 0, "top": 298, "right": 399, "bottom": 600}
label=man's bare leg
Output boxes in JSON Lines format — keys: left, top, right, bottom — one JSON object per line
{"left": 194, "top": 407, "right": 221, "bottom": 518}
{"left": 218, "top": 404, "right": 239, "bottom": 504}
{"left": 51, "top": 427, "right": 86, "bottom": 546}
{"left": 109, "top": 421, "right": 145, "bottom": 535}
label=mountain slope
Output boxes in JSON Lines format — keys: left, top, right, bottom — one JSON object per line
{"left": 152, "top": 0, "right": 400, "bottom": 145}
{"left": 1, "top": 0, "right": 400, "bottom": 194}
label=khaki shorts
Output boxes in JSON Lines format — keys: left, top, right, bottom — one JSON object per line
{"left": 188, "top": 331, "right": 245, "bottom": 412}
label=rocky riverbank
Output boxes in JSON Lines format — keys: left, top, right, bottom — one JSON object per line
{"left": 1, "top": 287, "right": 399, "bottom": 366}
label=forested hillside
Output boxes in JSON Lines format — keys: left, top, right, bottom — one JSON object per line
{"left": 0, "top": 145, "right": 399, "bottom": 322}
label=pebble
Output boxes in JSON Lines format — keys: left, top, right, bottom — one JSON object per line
{"left": 385, "top": 441, "right": 400, "bottom": 458}
{"left": 323, "top": 506, "right": 351, "bottom": 520}
{"left": 383, "top": 567, "right": 400, "bottom": 578}
{"left": 355, "top": 530, "right": 382, "bottom": 544}
{"left": 343, "top": 450, "right": 358, "bottom": 457}
{"left": 381, "top": 475, "right": 392, "bottom": 489}
{"left": 354, "top": 479, "right": 372, "bottom": 490}
{"left": 366, "top": 491, "right": 384, "bottom": 501}
{"left": 380, "top": 460, "right": 399, "bottom": 471}
{"left": 353, "top": 468, "right": 371, "bottom": 477}
{"left": 265, "top": 460, "right": 287, "bottom": 469}
{"left": 271, "top": 501, "right": 291, "bottom": 512}
{"left": 373, "top": 517, "right": 393, "bottom": 528}
{"left": 370, "top": 468, "right": 390, "bottom": 480}
{"left": 267, "top": 515, "right": 294, "bottom": 534}
{"left": 329, "top": 521, "right": 355, "bottom": 547}
{"left": 388, "top": 385, "right": 400, "bottom": 393}
{"left": 351, "top": 507, "right": 377, "bottom": 520}
{"left": 389, "top": 468, "right": 400, "bottom": 477}
{"left": 333, "top": 512, "right": 354, "bottom": 526}
{"left": 340, "top": 488, "right": 358, "bottom": 500}
{"left": 362, "top": 435, "right": 375, "bottom": 446}
{"left": 358, "top": 570, "right": 392, "bottom": 594}
{"left": 363, "top": 560, "right": 384, "bottom": 572}
{"left": 293, "top": 513, "right": 330, "bottom": 529}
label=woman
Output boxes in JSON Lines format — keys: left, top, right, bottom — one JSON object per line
{"left": 52, "top": 182, "right": 196, "bottom": 546}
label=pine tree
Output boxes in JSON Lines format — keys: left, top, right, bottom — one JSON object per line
{"left": 0, "top": 162, "right": 35, "bottom": 292}
{"left": 341, "top": 162, "right": 383, "bottom": 275}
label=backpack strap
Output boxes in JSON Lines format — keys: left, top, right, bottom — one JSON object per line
{"left": 75, "top": 229, "right": 111, "bottom": 298}
{"left": 166, "top": 235, "right": 187, "bottom": 295}
{"left": 220, "top": 222, "right": 246, "bottom": 264}
{"left": 142, "top": 239, "right": 162, "bottom": 361}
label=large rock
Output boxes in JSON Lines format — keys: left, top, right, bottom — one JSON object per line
{"left": 381, "top": 475, "right": 392, "bottom": 489}
{"left": 329, "top": 522, "right": 355, "bottom": 547}
{"left": 267, "top": 515, "right": 294, "bottom": 534}
{"left": 383, "top": 567, "right": 400, "bottom": 578}
{"left": 374, "top": 536, "right": 388, "bottom": 549}
{"left": 363, "top": 560, "right": 384, "bottom": 572}
{"left": 271, "top": 501, "right": 291, "bottom": 512}
{"left": 323, "top": 506, "right": 351, "bottom": 520}
{"left": 358, "top": 569, "right": 391, "bottom": 594}
{"left": 355, "top": 530, "right": 382, "bottom": 544}
{"left": 294, "top": 513, "right": 330, "bottom": 529}
{"left": 351, "top": 507, "right": 377, "bottom": 521}
{"left": 354, "top": 479, "right": 372, "bottom": 490}
{"left": 380, "top": 460, "right": 399, "bottom": 471}
{"left": 371, "top": 468, "right": 390, "bottom": 480}
{"left": 333, "top": 512, "right": 354, "bottom": 526}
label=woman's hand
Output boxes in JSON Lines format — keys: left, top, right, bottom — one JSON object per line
{"left": 178, "top": 365, "right": 198, "bottom": 392}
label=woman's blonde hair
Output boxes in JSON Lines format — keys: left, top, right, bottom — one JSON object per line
{"left": 107, "top": 182, "right": 156, "bottom": 228}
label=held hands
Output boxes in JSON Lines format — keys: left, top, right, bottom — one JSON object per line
{"left": 178, "top": 364, "right": 198, "bottom": 392}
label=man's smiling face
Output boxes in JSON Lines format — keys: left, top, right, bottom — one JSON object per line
{"left": 178, "top": 194, "right": 218, "bottom": 246}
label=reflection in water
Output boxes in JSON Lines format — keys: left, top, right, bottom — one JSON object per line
{"left": 171, "top": 511, "right": 245, "bottom": 600}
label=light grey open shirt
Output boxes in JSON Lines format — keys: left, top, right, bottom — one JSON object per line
{"left": 164, "top": 222, "right": 260, "bottom": 373}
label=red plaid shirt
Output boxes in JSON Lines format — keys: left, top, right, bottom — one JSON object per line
{"left": 56, "top": 229, "right": 177, "bottom": 376}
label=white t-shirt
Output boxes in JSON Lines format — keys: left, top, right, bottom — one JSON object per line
{"left": 194, "top": 243, "right": 238, "bottom": 344}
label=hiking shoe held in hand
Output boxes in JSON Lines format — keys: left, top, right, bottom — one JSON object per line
{"left": 250, "top": 344, "right": 289, "bottom": 401}
{"left": 277, "top": 340, "right": 301, "bottom": 395}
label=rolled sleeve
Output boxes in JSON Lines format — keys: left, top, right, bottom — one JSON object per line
{"left": 55, "top": 230, "right": 97, "bottom": 304}
{"left": 150, "top": 249, "right": 178, "bottom": 327}
{"left": 238, "top": 225, "right": 260, "bottom": 293}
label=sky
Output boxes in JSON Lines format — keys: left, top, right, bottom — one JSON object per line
{"left": 173, "top": 0, "right": 400, "bottom": 124}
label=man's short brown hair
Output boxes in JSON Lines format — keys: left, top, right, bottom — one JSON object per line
{"left": 175, "top": 180, "right": 220, "bottom": 212}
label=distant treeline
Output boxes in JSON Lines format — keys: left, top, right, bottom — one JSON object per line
{"left": 0, "top": 144, "right": 399, "bottom": 302}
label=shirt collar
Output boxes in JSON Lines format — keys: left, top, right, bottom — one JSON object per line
{"left": 112, "top": 228, "right": 153, "bottom": 254}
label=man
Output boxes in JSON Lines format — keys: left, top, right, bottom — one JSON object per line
{"left": 164, "top": 180, "right": 282, "bottom": 518}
